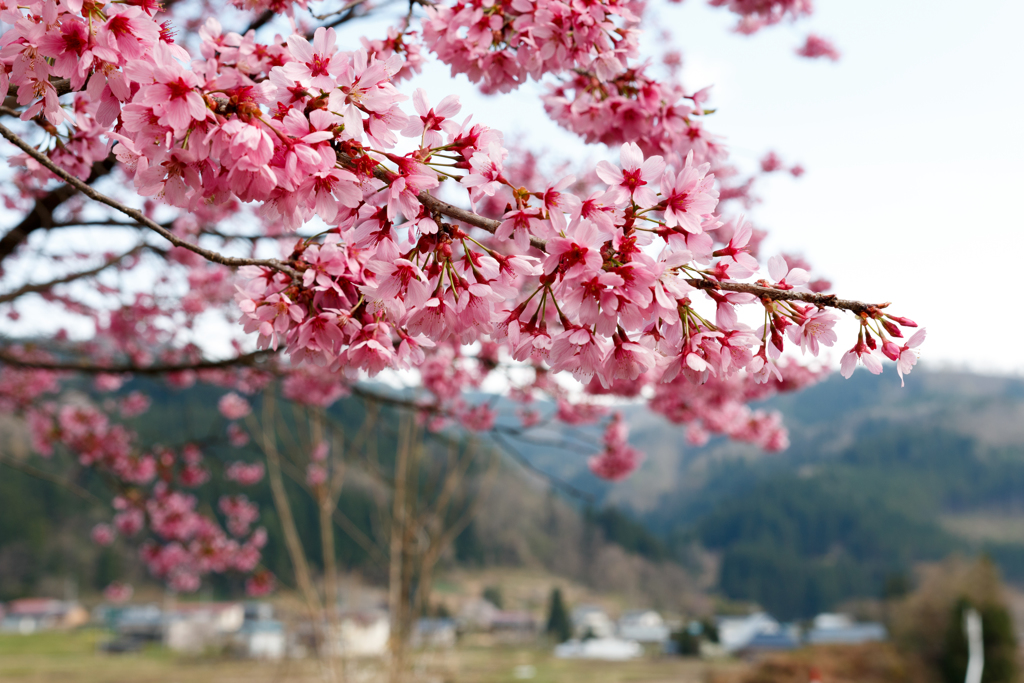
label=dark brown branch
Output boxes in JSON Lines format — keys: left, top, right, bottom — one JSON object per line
{"left": 45, "top": 219, "right": 162, "bottom": 229}
{"left": 345, "top": 154, "right": 891, "bottom": 316}
{"left": 0, "top": 155, "right": 116, "bottom": 263}
{"left": 0, "top": 349, "right": 277, "bottom": 374}
{"left": 243, "top": 9, "right": 275, "bottom": 33}
{"left": 5, "top": 78, "right": 73, "bottom": 100}
{"left": 414, "top": 184, "right": 886, "bottom": 313}
{"left": 0, "top": 121, "right": 300, "bottom": 279}
{"left": 0, "top": 244, "right": 146, "bottom": 304}
{"left": 312, "top": 0, "right": 371, "bottom": 20}
{"left": 686, "top": 279, "right": 890, "bottom": 316}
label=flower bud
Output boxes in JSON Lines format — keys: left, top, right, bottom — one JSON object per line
{"left": 886, "top": 315, "right": 918, "bottom": 328}
{"left": 881, "top": 320, "right": 903, "bottom": 338}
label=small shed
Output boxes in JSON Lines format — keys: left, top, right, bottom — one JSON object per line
{"left": 554, "top": 637, "right": 643, "bottom": 660}
{"left": 330, "top": 611, "right": 390, "bottom": 657}
{"left": 164, "top": 602, "right": 245, "bottom": 653}
{"left": 233, "top": 620, "right": 286, "bottom": 659}
{"left": 113, "top": 604, "right": 164, "bottom": 641}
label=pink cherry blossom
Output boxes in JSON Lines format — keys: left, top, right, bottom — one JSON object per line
{"left": 596, "top": 142, "right": 666, "bottom": 208}
{"left": 218, "top": 392, "right": 252, "bottom": 420}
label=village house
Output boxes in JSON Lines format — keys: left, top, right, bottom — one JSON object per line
{"left": 164, "top": 602, "right": 245, "bottom": 653}
{"left": 571, "top": 605, "right": 616, "bottom": 639}
{"left": 328, "top": 611, "right": 391, "bottom": 657}
{"left": 0, "top": 599, "right": 89, "bottom": 634}
{"left": 617, "top": 610, "right": 669, "bottom": 643}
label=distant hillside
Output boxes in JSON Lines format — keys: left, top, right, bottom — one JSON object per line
{"left": 7, "top": 368, "right": 1024, "bottom": 618}
{"left": 511, "top": 368, "right": 1024, "bottom": 618}
{"left": 0, "top": 381, "right": 693, "bottom": 609}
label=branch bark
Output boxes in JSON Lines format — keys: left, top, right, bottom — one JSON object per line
{"left": 0, "top": 155, "right": 115, "bottom": 263}
{"left": 253, "top": 393, "right": 322, "bottom": 615}
{"left": 0, "top": 243, "right": 146, "bottom": 304}
{"left": 0, "top": 349, "right": 276, "bottom": 374}
{"left": 5, "top": 78, "right": 73, "bottom": 99}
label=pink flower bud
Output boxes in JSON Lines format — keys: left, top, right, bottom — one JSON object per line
{"left": 887, "top": 315, "right": 918, "bottom": 328}
{"left": 881, "top": 320, "right": 903, "bottom": 338}
{"left": 91, "top": 523, "right": 116, "bottom": 546}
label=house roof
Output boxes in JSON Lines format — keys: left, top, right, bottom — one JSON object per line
{"left": 8, "top": 599, "right": 73, "bottom": 616}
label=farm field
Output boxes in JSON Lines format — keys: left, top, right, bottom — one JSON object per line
{"left": 0, "top": 630, "right": 746, "bottom": 683}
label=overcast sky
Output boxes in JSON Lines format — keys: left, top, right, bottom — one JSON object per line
{"left": 402, "top": 0, "right": 1023, "bottom": 375}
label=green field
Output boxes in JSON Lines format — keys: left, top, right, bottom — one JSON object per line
{"left": 0, "top": 630, "right": 746, "bottom": 683}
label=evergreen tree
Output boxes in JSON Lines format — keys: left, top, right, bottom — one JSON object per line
{"left": 545, "top": 588, "right": 572, "bottom": 643}
{"left": 940, "top": 597, "right": 1019, "bottom": 683}
{"left": 483, "top": 585, "right": 503, "bottom": 609}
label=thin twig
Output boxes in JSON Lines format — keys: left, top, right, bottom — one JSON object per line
{"left": 491, "top": 430, "right": 595, "bottom": 503}
{"left": 0, "top": 349, "right": 276, "bottom": 374}
{"left": 0, "top": 243, "right": 146, "bottom": 304}
{"left": 341, "top": 153, "right": 891, "bottom": 313}
{"left": 0, "top": 456, "right": 104, "bottom": 504}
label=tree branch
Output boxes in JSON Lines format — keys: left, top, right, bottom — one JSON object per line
{"left": 342, "top": 154, "right": 891, "bottom": 314}
{"left": 0, "top": 244, "right": 146, "bottom": 304}
{"left": 0, "top": 455, "right": 104, "bottom": 504}
{"left": 5, "top": 78, "right": 73, "bottom": 99}
{"left": 491, "top": 430, "right": 595, "bottom": 503}
{"left": 0, "top": 349, "right": 277, "bottom": 374}
{"left": 0, "top": 155, "right": 116, "bottom": 263}
{"left": 685, "top": 278, "right": 890, "bottom": 316}
{"left": 0, "top": 121, "right": 300, "bottom": 279}
{"left": 243, "top": 9, "right": 275, "bottom": 33}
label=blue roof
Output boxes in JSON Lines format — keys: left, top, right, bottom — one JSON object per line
{"left": 743, "top": 632, "right": 799, "bottom": 651}
{"left": 807, "top": 624, "right": 886, "bottom": 644}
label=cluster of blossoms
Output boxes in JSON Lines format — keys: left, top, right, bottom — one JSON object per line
{"left": 0, "top": 0, "right": 916, "bottom": 600}
{"left": 13, "top": 374, "right": 271, "bottom": 594}
{"left": 422, "top": 0, "right": 641, "bottom": 94}
{"left": 234, "top": 133, "right": 920, "bottom": 448}
{"left": 589, "top": 413, "right": 643, "bottom": 480}
{"left": 706, "top": 0, "right": 813, "bottom": 34}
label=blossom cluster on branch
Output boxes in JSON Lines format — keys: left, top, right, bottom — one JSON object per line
{"left": 0, "top": 0, "right": 918, "bottom": 596}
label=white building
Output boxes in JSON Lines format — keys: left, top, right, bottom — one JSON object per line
{"left": 806, "top": 613, "right": 887, "bottom": 645}
{"left": 554, "top": 637, "right": 643, "bottom": 660}
{"left": 329, "top": 611, "right": 390, "bottom": 657}
{"left": 617, "top": 610, "right": 669, "bottom": 643}
{"left": 412, "top": 618, "right": 458, "bottom": 649}
{"left": 164, "top": 602, "right": 245, "bottom": 653}
{"left": 571, "top": 605, "right": 616, "bottom": 639}
{"left": 0, "top": 599, "right": 89, "bottom": 634}
{"left": 716, "top": 612, "right": 781, "bottom": 653}
{"left": 233, "top": 620, "right": 286, "bottom": 659}
{"left": 458, "top": 598, "right": 500, "bottom": 631}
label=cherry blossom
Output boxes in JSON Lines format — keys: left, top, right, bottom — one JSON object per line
{"left": 0, "top": 0, "right": 922, "bottom": 600}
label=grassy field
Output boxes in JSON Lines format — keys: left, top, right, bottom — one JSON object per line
{"left": 0, "top": 630, "right": 747, "bottom": 683}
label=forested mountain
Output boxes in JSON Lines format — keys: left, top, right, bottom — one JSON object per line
{"left": 4, "top": 368, "right": 1024, "bottom": 620}
{"left": 0, "top": 381, "right": 692, "bottom": 608}
{"left": 513, "top": 368, "right": 1024, "bottom": 618}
